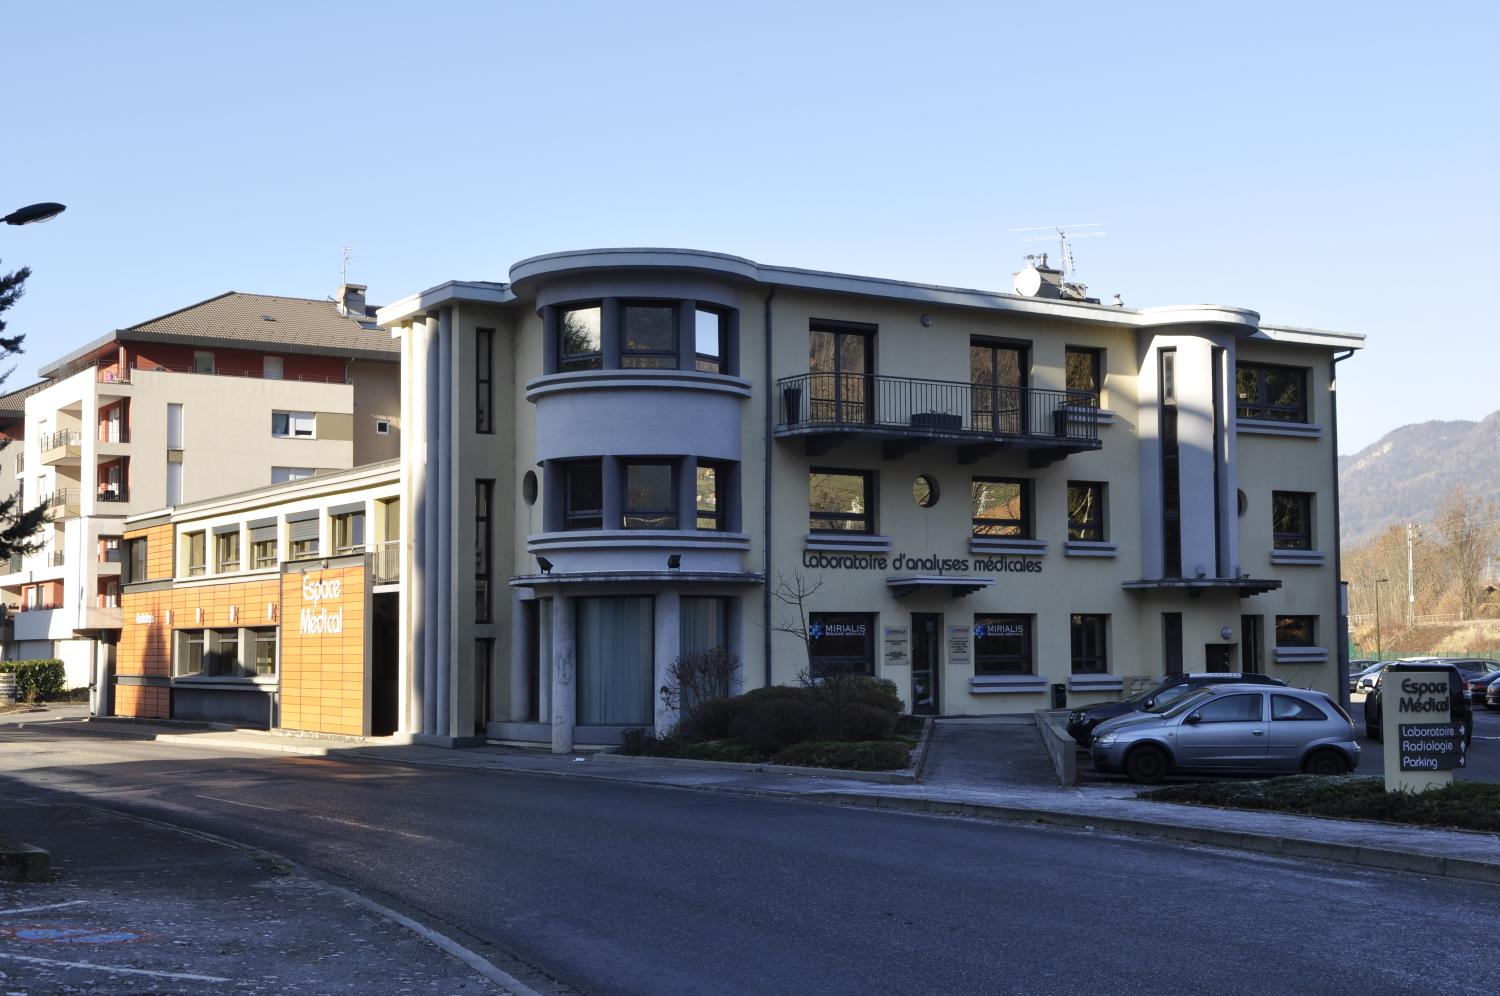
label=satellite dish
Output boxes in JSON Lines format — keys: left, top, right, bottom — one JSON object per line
{"left": 1013, "top": 265, "right": 1043, "bottom": 297}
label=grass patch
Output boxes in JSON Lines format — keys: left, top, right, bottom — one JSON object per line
{"left": 1140, "top": 775, "right": 1500, "bottom": 833}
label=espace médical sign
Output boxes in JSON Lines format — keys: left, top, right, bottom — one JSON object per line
{"left": 802, "top": 552, "right": 1043, "bottom": 573}
{"left": 1396, "top": 676, "right": 1450, "bottom": 714}
{"left": 299, "top": 575, "right": 345, "bottom": 635}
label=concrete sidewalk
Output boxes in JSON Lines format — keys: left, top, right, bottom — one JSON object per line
{"left": 15, "top": 716, "right": 1500, "bottom": 888}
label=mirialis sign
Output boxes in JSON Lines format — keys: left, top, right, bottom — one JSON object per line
{"left": 299, "top": 575, "right": 344, "bottom": 636}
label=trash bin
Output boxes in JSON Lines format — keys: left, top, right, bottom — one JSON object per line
{"left": 1051, "top": 683, "right": 1067, "bottom": 709}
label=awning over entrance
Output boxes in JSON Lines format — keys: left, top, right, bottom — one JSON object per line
{"left": 1121, "top": 577, "right": 1283, "bottom": 598}
{"left": 885, "top": 575, "right": 995, "bottom": 599}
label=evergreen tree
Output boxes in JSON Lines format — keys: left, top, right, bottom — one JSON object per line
{"left": 0, "top": 260, "right": 51, "bottom": 559}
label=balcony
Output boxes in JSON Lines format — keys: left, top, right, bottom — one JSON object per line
{"left": 42, "top": 489, "right": 79, "bottom": 518}
{"left": 40, "top": 429, "right": 82, "bottom": 466}
{"left": 96, "top": 486, "right": 130, "bottom": 504}
{"left": 48, "top": 550, "right": 65, "bottom": 568}
{"left": 775, "top": 373, "right": 1102, "bottom": 466}
{"left": 372, "top": 540, "right": 401, "bottom": 585}
{"left": 99, "top": 426, "right": 131, "bottom": 444}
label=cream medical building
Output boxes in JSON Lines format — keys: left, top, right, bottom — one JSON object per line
{"left": 379, "top": 249, "right": 1361, "bottom": 749}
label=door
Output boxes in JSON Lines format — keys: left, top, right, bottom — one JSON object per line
{"left": 1204, "top": 644, "right": 1234, "bottom": 673}
{"left": 809, "top": 324, "right": 872, "bottom": 424}
{"left": 1174, "top": 692, "right": 1268, "bottom": 768}
{"left": 1240, "top": 615, "right": 1262, "bottom": 673}
{"left": 910, "top": 614, "right": 941, "bottom": 716}
{"left": 370, "top": 592, "right": 398, "bottom": 736}
{"left": 970, "top": 340, "right": 1029, "bottom": 435}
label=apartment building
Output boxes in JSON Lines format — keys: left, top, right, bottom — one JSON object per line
{"left": 372, "top": 248, "right": 1362, "bottom": 750}
{"left": 1, "top": 286, "right": 400, "bottom": 691}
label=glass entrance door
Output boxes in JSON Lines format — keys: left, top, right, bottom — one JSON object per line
{"left": 809, "top": 325, "right": 872, "bottom": 424}
{"left": 970, "top": 340, "right": 1028, "bottom": 435}
{"left": 910, "top": 613, "right": 941, "bottom": 715}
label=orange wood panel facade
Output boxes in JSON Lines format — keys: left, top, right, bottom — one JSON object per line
{"left": 278, "top": 564, "right": 370, "bottom": 736}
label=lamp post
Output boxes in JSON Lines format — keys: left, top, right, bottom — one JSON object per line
{"left": 1374, "top": 577, "right": 1390, "bottom": 659}
{"left": 3, "top": 202, "right": 66, "bottom": 226}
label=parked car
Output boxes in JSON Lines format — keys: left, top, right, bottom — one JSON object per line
{"left": 1365, "top": 662, "right": 1472, "bottom": 748}
{"left": 1440, "top": 658, "right": 1500, "bottom": 682}
{"left": 1347, "top": 660, "right": 1379, "bottom": 694}
{"left": 1350, "top": 661, "right": 1390, "bottom": 694}
{"left": 1090, "top": 685, "right": 1359, "bottom": 784}
{"left": 1463, "top": 669, "right": 1500, "bottom": 705}
{"left": 1487, "top": 679, "right": 1500, "bottom": 711}
{"left": 1066, "top": 672, "right": 1286, "bottom": 745}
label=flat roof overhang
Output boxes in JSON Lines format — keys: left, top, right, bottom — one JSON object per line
{"left": 1122, "top": 578, "right": 1283, "bottom": 598}
{"left": 510, "top": 570, "right": 765, "bottom": 588}
{"left": 886, "top": 576, "right": 995, "bottom": 599}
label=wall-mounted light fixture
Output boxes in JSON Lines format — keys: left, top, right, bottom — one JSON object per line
{"left": 536, "top": 556, "right": 554, "bottom": 574}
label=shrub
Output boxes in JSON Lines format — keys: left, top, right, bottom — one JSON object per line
{"left": 662, "top": 649, "right": 741, "bottom": 718}
{"left": 841, "top": 676, "right": 904, "bottom": 717}
{"left": 676, "top": 696, "right": 739, "bottom": 742}
{"left": 729, "top": 695, "right": 821, "bottom": 754}
{"left": 836, "top": 703, "right": 897, "bottom": 743}
{"left": 0, "top": 660, "right": 66, "bottom": 704}
{"left": 772, "top": 740, "right": 912, "bottom": 771}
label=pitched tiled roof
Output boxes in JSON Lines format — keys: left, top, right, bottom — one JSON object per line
{"left": 0, "top": 378, "right": 54, "bottom": 416}
{"left": 124, "top": 291, "right": 397, "bottom": 356}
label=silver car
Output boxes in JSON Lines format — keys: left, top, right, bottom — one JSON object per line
{"left": 1090, "top": 685, "right": 1360, "bottom": 784}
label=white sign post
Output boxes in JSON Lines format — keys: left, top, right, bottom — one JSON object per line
{"left": 1382, "top": 664, "right": 1464, "bottom": 794}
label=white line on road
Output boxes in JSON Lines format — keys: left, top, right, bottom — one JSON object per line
{"left": 0, "top": 900, "right": 89, "bottom": 916}
{"left": 195, "top": 793, "right": 280, "bottom": 811}
{"left": 194, "top": 793, "right": 435, "bottom": 841}
{"left": 0, "top": 951, "right": 231, "bottom": 983}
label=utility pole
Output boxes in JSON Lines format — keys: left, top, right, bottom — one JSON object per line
{"left": 1374, "top": 578, "right": 1389, "bottom": 660}
{"left": 1406, "top": 523, "right": 1416, "bottom": 628}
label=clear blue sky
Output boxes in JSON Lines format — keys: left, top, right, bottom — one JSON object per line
{"left": 5, "top": 1, "right": 1496, "bottom": 453}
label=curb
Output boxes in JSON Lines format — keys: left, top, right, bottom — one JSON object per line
{"left": 0, "top": 841, "right": 50, "bottom": 883}
{"left": 796, "top": 791, "right": 1500, "bottom": 886}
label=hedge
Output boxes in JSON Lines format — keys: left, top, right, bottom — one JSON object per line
{"left": 0, "top": 659, "right": 67, "bottom": 703}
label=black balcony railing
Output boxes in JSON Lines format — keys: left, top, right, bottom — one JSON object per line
{"left": 41, "top": 489, "right": 73, "bottom": 513}
{"left": 97, "top": 487, "right": 130, "bottom": 503}
{"left": 48, "top": 550, "right": 65, "bottom": 567}
{"left": 40, "top": 429, "right": 82, "bottom": 451}
{"left": 776, "top": 373, "right": 1100, "bottom": 444}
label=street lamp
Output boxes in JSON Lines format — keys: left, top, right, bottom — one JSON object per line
{"left": 3, "top": 202, "right": 66, "bottom": 226}
{"left": 1373, "top": 577, "right": 1390, "bottom": 659}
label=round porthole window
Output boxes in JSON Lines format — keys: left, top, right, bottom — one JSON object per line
{"left": 522, "top": 471, "right": 538, "bottom": 506}
{"left": 913, "top": 475, "right": 940, "bottom": 508}
{"left": 1237, "top": 489, "right": 1247, "bottom": 518}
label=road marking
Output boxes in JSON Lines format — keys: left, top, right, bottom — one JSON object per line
{"left": 195, "top": 793, "right": 279, "bottom": 811}
{"left": 0, "top": 901, "right": 88, "bottom": 917}
{"left": 0, "top": 951, "right": 231, "bottom": 983}
{"left": 193, "top": 794, "right": 433, "bottom": 841}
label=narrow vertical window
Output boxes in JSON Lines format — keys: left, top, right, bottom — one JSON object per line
{"left": 476, "top": 328, "right": 494, "bottom": 433}
{"left": 559, "top": 306, "right": 603, "bottom": 371}
{"left": 476, "top": 480, "right": 493, "bottom": 622}
{"left": 695, "top": 309, "right": 725, "bottom": 373}
{"left": 696, "top": 462, "right": 726, "bottom": 531}
{"left": 1271, "top": 492, "right": 1313, "bottom": 549}
{"left": 1159, "top": 348, "right": 1181, "bottom": 577}
{"left": 1067, "top": 482, "right": 1106, "bottom": 541}
{"left": 1065, "top": 347, "right": 1103, "bottom": 406}
{"left": 564, "top": 460, "right": 603, "bottom": 530}
{"left": 1070, "top": 614, "right": 1108, "bottom": 674}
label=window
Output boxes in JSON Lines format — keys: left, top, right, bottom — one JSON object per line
{"left": 621, "top": 303, "right": 677, "bottom": 369}
{"left": 1070, "top": 614, "right": 1108, "bottom": 674}
{"left": 250, "top": 523, "right": 277, "bottom": 568}
{"left": 974, "top": 615, "right": 1033, "bottom": 675}
{"left": 123, "top": 537, "right": 148, "bottom": 584}
{"left": 1194, "top": 693, "right": 1264, "bottom": 723}
{"left": 971, "top": 339, "right": 1028, "bottom": 435}
{"left": 1272, "top": 694, "right": 1328, "bottom": 722}
{"left": 193, "top": 351, "right": 215, "bottom": 374}
{"left": 1276, "top": 615, "right": 1316, "bottom": 647}
{"left": 332, "top": 510, "right": 365, "bottom": 554}
{"left": 809, "top": 322, "right": 873, "bottom": 423}
{"left": 174, "top": 630, "right": 205, "bottom": 677}
{"left": 808, "top": 613, "right": 876, "bottom": 678}
{"left": 166, "top": 403, "right": 184, "bottom": 449}
{"left": 287, "top": 514, "right": 319, "bottom": 559}
{"left": 272, "top": 411, "right": 315, "bottom": 438}
{"left": 166, "top": 461, "right": 183, "bottom": 505}
{"left": 476, "top": 328, "right": 494, "bottom": 433}
{"left": 205, "top": 629, "right": 240, "bottom": 677}
{"left": 1159, "top": 347, "right": 1181, "bottom": 576}
{"left": 475, "top": 481, "right": 493, "bottom": 623}
{"left": 214, "top": 531, "right": 240, "bottom": 573}
{"left": 564, "top": 460, "right": 603, "bottom": 530}
{"left": 1065, "top": 347, "right": 1102, "bottom": 405}
{"left": 559, "top": 305, "right": 603, "bottom": 371}
{"left": 809, "top": 469, "right": 873, "bottom": 533}
{"left": 271, "top": 467, "right": 315, "bottom": 484}
{"left": 375, "top": 418, "right": 392, "bottom": 435}
{"left": 1067, "top": 482, "right": 1105, "bottom": 541}
{"left": 1272, "top": 491, "right": 1313, "bottom": 550}
{"left": 696, "top": 462, "right": 725, "bottom": 531}
{"left": 1163, "top": 613, "right": 1184, "bottom": 676}
{"left": 624, "top": 462, "right": 676, "bottom": 529}
{"left": 695, "top": 309, "right": 726, "bottom": 373}
{"left": 252, "top": 628, "right": 277, "bottom": 676}
{"left": 1236, "top": 362, "right": 1308, "bottom": 423}
{"left": 972, "top": 478, "right": 1029, "bottom": 537}
{"left": 576, "top": 596, "right": 655, "bottom": 725}
{"left": 263, "top": 356, "right": 283, "bottom": 380}
{"left": 184, "top": 531, "right": 206, "bottom": 576}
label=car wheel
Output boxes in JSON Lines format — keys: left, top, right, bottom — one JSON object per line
{"left": 1302, "top": 748, "right": 1348, "bottom": 776}
{"left": 1124, "top": 744, "right": 1170, "bottom": 785}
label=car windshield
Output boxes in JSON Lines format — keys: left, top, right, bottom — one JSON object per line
{"left": 1146, "top": 683, "right": 1202, "bottom": 712}
{"left": 1157, "top": 688, "right": 1214, "bottom": 718}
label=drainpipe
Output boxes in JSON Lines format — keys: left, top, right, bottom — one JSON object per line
{"left": 762, "top": 287, "right": 776, "bottom": 689}
{"left": 1330, "top": 348, "right": 1354, "bottom": 710}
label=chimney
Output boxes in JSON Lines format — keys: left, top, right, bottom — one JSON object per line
{"left": 336, "top": 283, "right": 368, "bottom": 318}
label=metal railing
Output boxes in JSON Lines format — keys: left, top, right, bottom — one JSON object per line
{"left": 99, "top": 426, "right": 130, "bottom": 443}
{"left": 48, "top": 550, "right": 65, "bottom": 567}
{"left": 96, "top": 487, "right": 130, "bottom": 503}
{"left": 372, "top": 540, "right": 400, "bottom": 584}
{"left": 40, "top": 429, "right": 82, "bottom": 451}
{"left": 776, "top": 373, "right": 1100, "bottom": 443}
{"left": 41, "top": 489, "right": 74, "bottom": 514}
{"left": 19, "top": 599, "right": 63, "bottom": 612}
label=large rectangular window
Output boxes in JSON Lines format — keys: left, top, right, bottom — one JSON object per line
{"left": 809, "top": 469, "right": 873, "bottom": 534}
{"left": 564, "top": 460, "right": 603, "bottom": 530}
{"left": 214, "top": 530, "right": 240, "bottom": 573}
{"left": 205, "top": 629, "right": 241, "bottom": 677}
{"left": 560, "top": 305, "right": 603, "bottom": 372}
{"left": 972, "top": 478, "right": 1030, "bottom": 537}
{"left": 124, "top": 537, "right": 148, "bottom": 584}
{"left": 1070, "top": 614, "right": 1108, "bottom": 674}
{"left": 809, "top": 321, "right": 873, "bottom": 423}
{"left": 1067, "top": 482, "right": 1106, "bottom": 541}
{"left": 475, "top": 480, "right": 493, "bottom": 623}
{"left": 287, "top": 514, "right": 319, "bottom": 559}
{"left": 624, "top": 462, "right": 677, "bottom": 529}
{"left": 696, "top": 462, "right": 726, "bottom": 531}
{"left": 622, "top": 303, "right": 678, "bottom": 369}
{"left": 970, "top": 339, "right": 1028, "bottom": 434}
{"left": 1065, "top": 346, "right": 1102, "bottom": 405}
{"left": 1236, "top": 362, "right": 1308, "bottom": 423}
{"left": 576, "top": 596, "right": 654, "bottom": 726}
{"left": 808, "top": 612, "right": 875, "bottom": 678}
{"left": 974, "top": 614, "right": 1033, "bottom": 675}
{"left": 476, "top": 327, "right": 494, "bottom": 433}
{"left": 184, "top": 531, "right": 206, "bottom": 576}
{"left": 1276, "top": 615, "right": 1316, "bottom": 647}
{"left": 271, "top": 411, "right": 315, "bottom": 438}
{"left": 174, "top": 630, "right": 205, "bottom": 677}
{"left": 332, "top": 510, "right": 365, "bottom": 554}
{"left": 695, "top": 309, "right": 726, "bottom": 374}
{"left": 1272, "top": 491, "right": 1313, "bottom": 549}
{"left": 252, "top": 628, "right": 278, "bottom": 676}
{"left": 250, "top": 523, "right": 277, "bottom": 568}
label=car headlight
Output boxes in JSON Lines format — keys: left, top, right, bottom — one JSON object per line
{"left": 1094, "top": 730, "right": 1119, "bottom": 746}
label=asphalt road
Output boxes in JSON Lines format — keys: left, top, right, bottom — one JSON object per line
{"left": 3, "top": 726, "right": 1498, "bottom": 996}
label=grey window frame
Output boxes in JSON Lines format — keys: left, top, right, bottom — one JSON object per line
{"left": 620, "top": 301, "right": 679, "bottom": 370}
{"left": 623, "top": 460, "right": 678, "bottom": 530}
{"left": 1065, "top": 346, "right": 1103, "bottom": 405}
{"left": 1272, "top": 491, "right": 1313, "bottom": 550}
{"left": 809, "top": 468, "right": 875, "bottom": 534}
{"left": 972, "top": 477, "right": 1031, "bottom": 538}
{"left": 476, "top": 327, "right": 495, "bottom": 433}
{"left": 974, "top": 614, "right": 1034, "bottom": 676}
{"left": 1070, "top": 614, "right": 1108, "bottom": 674}
{"left": 564, "top": 459, "right": 604, "bottom": 531}
{"left": 475, "top": 480, "right": 493, "bottom": 623}
{"left": 559, "top": 303, "right": 604, "bottom": 372}
{"left": 1236, "top": 362, "right": 1309, "bottom": 423}
{"left": 1275, "top": 615, "right": 1316, "bottom": 647}
{"left": 1067, "top": 481, "right": 1106, "bottom": 541}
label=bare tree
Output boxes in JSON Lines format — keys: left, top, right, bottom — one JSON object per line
{"left": 769, "top": 571, "right": 825, "bottom": 676}
{"left": 660, "top": 649, "right": 741, "bottom": 718}
{"left": 1436, "top": 487, "right": 1499, "bottom": 620}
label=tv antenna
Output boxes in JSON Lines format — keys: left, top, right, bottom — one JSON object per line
{"left": 340, "top": 246, "right": 358, "bottom": 284}
{"left": 1009, "top": 223, "right": 1106, "bottom": 280}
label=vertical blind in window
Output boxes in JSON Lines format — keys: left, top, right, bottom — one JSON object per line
{"left": 576, "top": 597, "right": 654, "bottom": 726}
